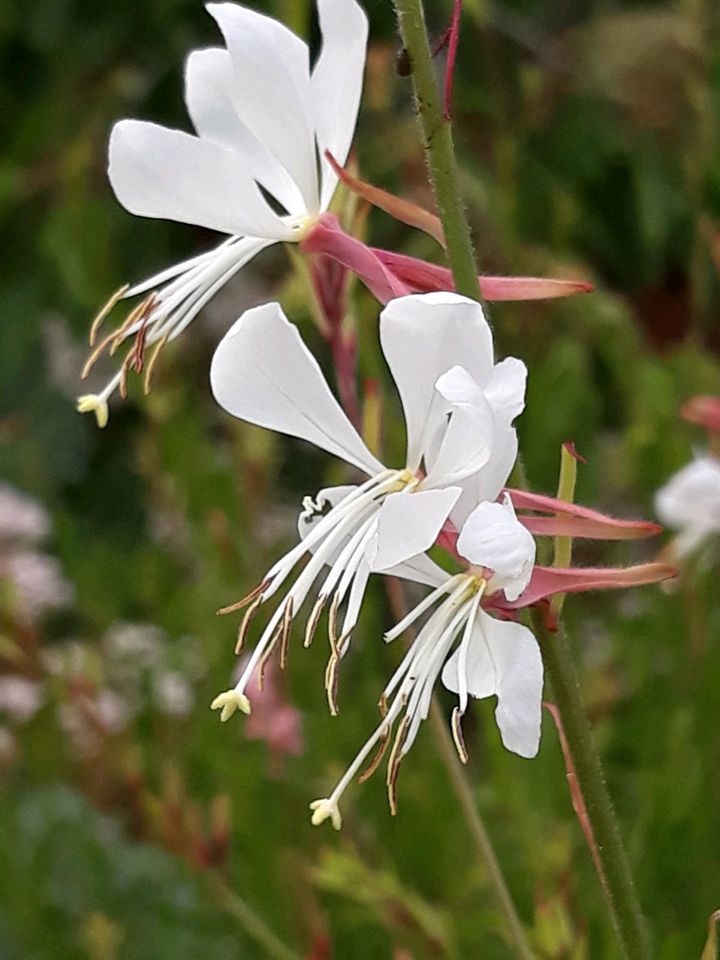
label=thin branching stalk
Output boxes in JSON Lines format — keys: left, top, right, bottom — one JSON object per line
{"left": 391, "top": 1, "right": 652, "bottom": 957}
{"left": 207, "top": 873, "right": 302, "bottom": 960}
{"left": 384, "top": 577, "right": 536, "bottom": 960}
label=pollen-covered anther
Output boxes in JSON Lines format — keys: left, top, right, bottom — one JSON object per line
{"left": 279, "top": 597, "right": 294, "bottom": 670}
{"left": 386, "top": 716, "right": 411, "bottom": 816}
{"left": 309, "top": 798, "right": 342, "bottom": 830}
{"left": 357, "top": 727, "right": 391, "bottom": 784}
{"left": 304, "top": 594, "right": 327, "bottom": 648}
{"left": 218, "top": 578, "right": 273, "bottom": 616}
{"left": 451, "top": 706, "right": 469, "bottom": 764}
{"left": 210, "top": 689, "right": 251, "bottom": 722}
{"left": 234, "top": 594, "right": 264, "bottom": 656}
{"left": 89, "top": 283, "right": 130, "bottom": 346}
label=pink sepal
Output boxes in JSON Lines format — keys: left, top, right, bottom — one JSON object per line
{"left": 373, "top": 249, "right": 594, "bottom": 301}
{"left": 301, "top": 215, "right": 410, "bottom": 303}
{"left": 496, "top": 562, "right": 676, "bottom": 610}
{"left": 681, "top": 395, "right": 720, "bottom": 434}
{"left": 506, "top": 489, "right": 662, "bottom": 540}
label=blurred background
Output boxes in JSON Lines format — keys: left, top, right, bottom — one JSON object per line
{"left": 1, "top": 0, "right": 719, "bottom": 956}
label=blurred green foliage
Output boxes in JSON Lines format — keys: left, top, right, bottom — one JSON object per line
{"left": 1, "top": 0, "right": 720, "bottom": 957}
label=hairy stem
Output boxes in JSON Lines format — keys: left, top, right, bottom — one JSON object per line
{"left": 392, "top": 0, "right": 482, "bottom": 302}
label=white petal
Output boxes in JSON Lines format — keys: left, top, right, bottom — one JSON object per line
{"left": 311, "top": 0, "right": 369, "bottom": 209}
{"left": 450, "top": 427, "right": 519, "bottom": 528}
{"left": 210, "top": 302, "right": 383, "bottom": 475}
{"left": 442, "top": 610, "right": 543, "bottom": 758}
{"left": 379, "top": 294, "right": 494, "bottom": 470}
{"left": 483, "top": 357, "right": 527, "bottom": 427}
{"left": 184, "top": 48, "right": 306, "bottom": 217}
{"left": 422, "top": 388, "right": 495, "bottom": 488}
{"left": 108, "top": 120, "right": 293, "bottom": 240}
{"left": 206, "top": 3, "right": 318, "bottom": 212}
{"left": 655, "top": 455, "right": 720, "bottom": 533}
{"left": 367, "top": 488, "right": 461, "bottom": 571}
{"left": 456, "top": 497, "right": 535, "bottom": 601}
{"left": 386, "top": 553, "right": 449, "bottom": 588}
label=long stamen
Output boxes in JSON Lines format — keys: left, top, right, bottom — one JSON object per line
{"left": 218, "top": 578, "right": 273, "bottom": 616}
{"left": 384, "top": 574, "right": 465, "bottom": 642}
{"left": 386, "top": 716, "right": 411, "bottom": 815}
{"left": 304, "top": 594, "right": 326, "bottom": 648}
{"left": 89, "top": 283, "right": 129, "bottom": 346}
{"left": 234, "top": 595, "right": 264, "bottom": 655}
{"left": 143, "top": 333, "right": 169, "bottom": 395}
{"left": 279, "top": 597, "right": 293, "bottom": 670}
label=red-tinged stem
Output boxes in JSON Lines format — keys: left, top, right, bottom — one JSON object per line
{"left": 443, "top": 0, "right": 462, "bottom": 120}
{"left": 309, "top": 252, "right": 361, "bottom": 429}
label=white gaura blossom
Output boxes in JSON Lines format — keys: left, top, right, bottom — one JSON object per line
{"left": 209, "top": 292, "right": 528, "bottom": 725}
{"left": 310, "top": 496, "right": 541, "bottom": 830}
{"left": 655, "top": 454, "right": 720, "bottom": 559}
{"left": 78, "top": 0, "right": 368, "bottom": 427}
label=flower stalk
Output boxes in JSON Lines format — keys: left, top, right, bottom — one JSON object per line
{"left": 393, "top": 1, "right": 652, "bottom": 956}
{"left": 392, "top": 0, "right": 482, "bottom": 303}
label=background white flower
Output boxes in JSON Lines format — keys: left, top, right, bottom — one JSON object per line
{"left": 655, "top": 454, "right": 720, "bottom": 559}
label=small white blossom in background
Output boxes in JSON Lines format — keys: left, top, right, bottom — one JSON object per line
{"left": 0, "top": 484, "right": 74, "bottom": 623}
{"left": 655, "top": 454, "right": 720, "bottom": 561}
{"left": 103, "top": 622, "right": 163, "bottom": 670}
{"left": 77, "top": 0, "right": 368, "bottom": 427}
{"left": 0, "top": 484, "right": 51, "bottom": 545}
{"left": 4, "top": 552, "right": 75, "bottom": 622}
{"left": 0, "top": 676, "right": 44, "bottom": 724}
{"left": 153, "top": 671, "right": 195, "bottom": 718}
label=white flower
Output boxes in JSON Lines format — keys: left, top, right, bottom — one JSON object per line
{"left": 309, "top": 496, "right": 541, "bottom": 826}
{"left": 655, "top": 454, "right": 720, "bottom": 558}
{"left": 78, "top": 0, "right": 368, "bottom": 426}
{"left": 0, "top": 485, "right": 51, "bottom": 545}
{"left": 209, "top": 291, "right": 527, "bottom": 720}
{"left": 0, "top": 676, "right": 44, "bottom": 724}
{"left": 3, "top": 552, "right": 75, "bottom": 622}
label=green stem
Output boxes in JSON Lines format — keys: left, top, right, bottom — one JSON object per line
{"left": 532, "top": 612, "right": 652, "bottom": 960}
{"left": 429, "top": 698, "right": 537, "bottom": 960}
{"left": 392, "top": 0, "right": 482, "bottom": 302}
{"left": 392, "top": 2, "right": 651, "bottom": 956}
{"left": 207, "top": 873, "right": 302, "bottom": 960}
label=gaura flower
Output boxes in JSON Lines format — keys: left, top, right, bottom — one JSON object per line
{"left": 77, "top": 0, "right": 368, "bottom": 427}
{"left": 309, "top": 490, "right": 675, "bottom": 829}
{"left": 655, "top": 454, "right": 720, "bottom": 560}
{"left": 209, "top": 292, "right": 527, "bottom": 722}
{"left": 309, "top": 495, "right": 540, "bottom": 829}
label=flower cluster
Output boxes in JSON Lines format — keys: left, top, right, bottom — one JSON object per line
{"left": 80, "top": 0, "right": 674, "bottom": 828}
